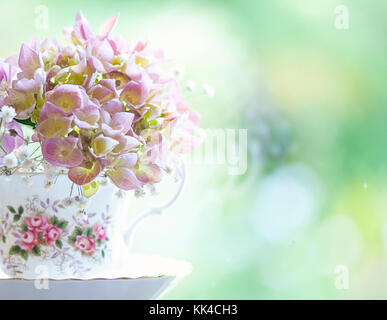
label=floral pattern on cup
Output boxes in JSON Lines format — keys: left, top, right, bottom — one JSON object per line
{"left": 69, "top": 224, "right": 108, "bottom": 258}
{"left": 0, "top": 195, "right": 111, "bottom": 276}
{"left": 8, "top": 209, "right": 69, "bottom": 261}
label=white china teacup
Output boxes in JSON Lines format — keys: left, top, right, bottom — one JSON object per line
{"left": 0, "top": 167, "right": 185, "bottom": 279}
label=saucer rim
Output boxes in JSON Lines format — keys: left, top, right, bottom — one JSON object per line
{"left": 0, "top": 274, "right": 175, "bottom": 281}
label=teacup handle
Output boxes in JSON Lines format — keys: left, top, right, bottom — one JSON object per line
{"left": 124, "top": 162, "right": 186, "bottom": 248}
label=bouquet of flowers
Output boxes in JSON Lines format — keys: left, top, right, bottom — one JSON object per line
{"left": 0, "top": 11, "right": 203, "bottom": 196}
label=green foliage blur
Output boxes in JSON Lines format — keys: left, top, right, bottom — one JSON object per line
{"left": 1, "top": 0, "right": 386, "bottom": 299}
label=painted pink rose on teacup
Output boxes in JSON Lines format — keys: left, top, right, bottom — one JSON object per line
{"left": 75, "top": 235, "right": 96, "bottom": 253}
{"left": 27, "top": 216, "right": 49, "bottom": 232}
{"left": 93, "top": 223, "right": 107, "bottom": 241}
{"left": 43, "top": 225, "right": 62, "bottom": 245}
{"left": 20, "top": 230, "right": 38, "bottom": 251}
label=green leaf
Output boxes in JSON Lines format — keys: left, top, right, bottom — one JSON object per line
{"left": 21, "top": 224, "right": 28, "bottom": 232}
{"left": 9, "top": 245, "right": 21, "bottom": 255}
{"left": 32, "top": 245, "right": 40, "bottom": 256}
{"left": 75, "top": 227, "right": 83, "bottom": 236}
{"left": 55, "top": 240, "right": 63, "bottom": 249}
{"left": 101, "top": 250, "right": 105, "bottom": 258}
{"left": 86, "top": 228, "right": 93, "bottom": 237}
{"left": 57, "top": 221, "right": 68, "bottom": 230}
{"left": 2, "top": 236, "right": 5, "bottom": 243}
{"left": 7, "top": 206, "right": 16, "bottom": 213}
{"left": 18, "top": 206, "right": 24, "bottom": 214}
{"left": 13, "top": 214, "right": 21, "bottom": 222}
{"left": 68, "top": 236, "right": 76, "bottom": 243}
{"left": 14, "top": 118, "right": 36, "bottom": 129}
{"left": 20, "top": 250, "right": 28, "bottom": 261}
{"left": 50, "top": 216, "right": 59, "bottom": 226}
{"left": 96, "top": 239, "right": 102, "bottom": 246}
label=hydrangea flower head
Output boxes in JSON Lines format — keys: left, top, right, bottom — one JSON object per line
{"left": 0, "top": 12, "right": 204, "bottom": 195}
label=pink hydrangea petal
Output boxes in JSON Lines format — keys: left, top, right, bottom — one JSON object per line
{"left": 13, "top": 68, "right": 45, "bottom": 92}
{"left": 99, "top": 14, "right": 119, "bottom": 38}
{"left": 2, "top": 121, "right": 24, "bottom": 154}
{"left": 88, "top": 39, "right": 115, "bottom": 73}
{"left": 106, "top": 71, "right": 130, "bottom": 90}
{"left": 123, "top": 59, "right": 144, "bottom": 82}
{"left": 18, "top": 44, "right": 41, "bottom": 77}
{"left": 128, "top": 38, "right": 148, "bottom": 54}
{"left": 68, "top": 160, "right": 102, "bottom": 185}
{"left": 6, "top": 88, "right": 36, "bottom": 119}
{"left": 108, "top": 35, "right": 129, "bottom": 55}
{"left": 108, "top": 167, "right": 142, "bottom": 190}
{"left": 37, "top": 116, "right": 73, "bottom": 139}
{"left": 46, "top": 84, "right": 83, "bottom": 112}
{"left": 89, "top": 79, "right": 117, "bottom": 103}
{"left": 74, "top": 105, "right": 100, "bottom": 129}
{"left": 42, "top": 137, "right": 83, "bottom": 168}
{"left": 120, "top": 80, "right": 149, "bottom": 106}
{"left": 102, "top": 100, "right": 124, "bottom": 114}
{"left": 135, "top": 163, "right": 162, "bottom": 184}
{"left": 111, "top": 112, "right": 134, "bottom": 133}
{"left": 39, "top": 102, "right": 67, "bottom": 122}
{"left": 95, "top": 39, "right": 114, "bottom": 62}
{"left": 102, "top": 112, "right": 134, "bottom": 136}
{"left": 90, "top": 135, "right": 119, "bottom": 157}
{"left": 112, "top": 135, "right": 140, "bottom": 154}
{"left": 113, "top": 153, "right": 138, "bottom": 169}
{"left": 72, "top": 11, "right": 94, "bottom": 45}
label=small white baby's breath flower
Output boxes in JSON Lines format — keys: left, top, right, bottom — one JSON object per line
{"left": 75, "top": 196, "right": 90, "bottom": 209}
{"left": 172, "top": 64, "right": 185, "bottom": 80}
{"left": 147, "top": 184, "right": 160, "bottom": 196}
{"left": 21, "top": 176, "right": 32, "bottom": 186}
{"left": 21, "top": 159, "right": 34, "bottom": 170}
{"left": 203, "top": 83, "right": 214, "bottom": 97}
{"left": 76, "top": 209, "right": 87, "bottom": 217}
{"left": 165, "top": 166, "right": 173, "bottom": 175}
{"left": 186, "top": 80, "right": 196, "bottom": 92}
{"left": 115, "top": 189, "right": 126, "bottom": 199}
{"left": 44, "top": 179, "right": 54, "bottom": 189}
{"left": 43, "top": 162, "right": 57, "bottom": 179}
{"left": 3, "top": 153, "right": 18, "bottom": 168}
{"left": 62, "top": 197, "right": 74, "bottom": 208}
{"left": 18, "top": 149, "right": 29, "bottom": 161}
{"left": 100, "top": 177, "right": 109, "bottom": 187}
{"left": 134, "top": 188, "right": 146, "bottom": 198}
{"left": 0, "top": 106, "right": 16, "bottom": 123}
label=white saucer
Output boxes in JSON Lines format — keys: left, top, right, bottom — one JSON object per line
{"left": 0, "top": 254, "right": 192, "bottom": 300}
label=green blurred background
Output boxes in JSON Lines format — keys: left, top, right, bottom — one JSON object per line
{"left": 1, "top": 0, "right": 387, "bottom": 299}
